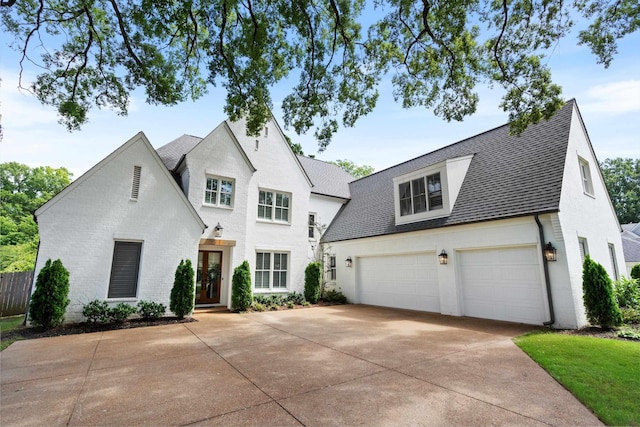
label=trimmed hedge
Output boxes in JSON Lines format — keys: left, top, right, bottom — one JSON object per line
{"left": 170, "top": 259, "right": 195, "bottom": 319}
{"left": 582, "top": 255, "right": 622, "bottom": 328}
{"left": 304, "top": 262, "right": 321, "bottom": 304}
{"left": 232, "top": 261, "right": 253, "bottom": 311}
{"left": 29, "top": 259, "right": 70, "bottom": 329}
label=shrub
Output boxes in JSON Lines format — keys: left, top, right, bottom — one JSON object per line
{"left": 582, "top": 255, "right": 622, "bottom": 328}
{"left": 285, "top": 291, "right": 305, "bottom": 305}
{"left": 137, "top": 301, "right": 166, "bottom": 320}
{"left": 170, "top": 259, "right": 195, "bottom": 319}
{"left": 29, "top": 259, "right": 70, "bottom": 329}
{"left": 268, "top": 304, "right": 279, "bottom": 311}
{"left": 614, "top": 277, "right": 640, "bottom": 309}
{"left": 321, "top": 289, "right": 347, "bottom": 304}
{"left": 631, "top": 264, "right": 640, "bottom": 280}
{"left": 304, "top": 262, "right": 322, "bottom": 304}
{"left": 82, "top": 300, "right": 109, "bottom": 323}
{"left": 253, "top": 294, "right": 269, "bottom": 305}
{"left": 107, "top": 303, "right": 136, "bottom": 322}
{"left": 621, "top": 307, "right": 640, "bottom": 324}
{"left": 287, "top": 302, "right": 294, "bottom": 309}
{"left": 252, "top": 302, "right": 266, "bottom": 312}
{"left": 232, "top": 260, "right": 253, "bottom": 311}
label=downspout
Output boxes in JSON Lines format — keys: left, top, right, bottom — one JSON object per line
{"left": 535, "top": 214, "right": 555, "bottom": 327}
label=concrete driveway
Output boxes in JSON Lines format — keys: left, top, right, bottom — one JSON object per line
{"left": 1, "top": 305, "right": 600, "bottom": 426}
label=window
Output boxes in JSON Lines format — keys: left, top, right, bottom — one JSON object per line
{"left": 328, "top": 255, "right": 336, "bottom": 281}
{"left": 609, "top": 244, "right": 619, "bottom": 281}
{"left": 255, "top": 252, "right": 288, "bottom": 290}
{"left": 399, "top": 172, "right": 443, "bottom": 216}
{"left": 578, "top": 237, "right": 589, "bottom": 262}
{"left": 308, "top": 213, "right": 316, "bottom": 238}
{"left": 258, "top": 190, "right": 290, "bottom": 222}
{"left": 204, "top": 176, "right": 233, "bottom": 207}
{"left": 108, "top": 241, "right": 142, "bottom": 298}
{"left": 131, "top": 166, "right": 141, "bottom": 200}
{"left": 579, "top": 158, "right": 594, "bottom": 195}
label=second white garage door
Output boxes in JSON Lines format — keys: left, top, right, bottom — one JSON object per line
{"left": 357, "top": 253, "right": 440, "bottom": 312}
{"left": 458, "top": 246, "right": 546, "bottom": 325}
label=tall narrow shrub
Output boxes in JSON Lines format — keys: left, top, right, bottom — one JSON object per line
{"left": 582, "top": 255, "right": 622, "bottom": 328}
{"left": 631, "top": 264, "right": 640, "bottom": 280}
{"left": 232, "top": 261, "right": 252, "bottom": 311}
{"left": 29, "top": 259, "right": 70, "bottom": 329}
{"left": 170, "top": 259, "right": 195, "bottom": 319}
{"left": 304, "top": 262, "right": 322, "bottom": 304}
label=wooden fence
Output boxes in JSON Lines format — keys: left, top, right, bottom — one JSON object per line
{"left": 0, "top": 271, "right": 34, "bottom": 317}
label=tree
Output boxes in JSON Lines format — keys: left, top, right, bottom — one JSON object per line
{"left": 331, "top": 159, "right": 374, "bottom": 179}
{"left": 582, "top": 255, "right": 622, "bottom": 328}
{"left": 600, "top": 158, "right": 640, "bottom": 225}
{"left": 1, "top": 1, "right": 636, "bottom": 149}
{"left": 29, "top": 259, "right": 70, "bottom": 329}
{"left": 170, "top": 259, "right": 195, "bottom": 319}
{"left": 231, "top": 261, "right": 253, "bottom": 311}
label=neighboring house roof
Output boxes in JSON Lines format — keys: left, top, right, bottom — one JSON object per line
{"left": 323, "top": 100, "right": 576, "bottom": 243}
{"left": 621, "top": 223, "right": 640, "bottom": 262}
{"left": 157, "top": 134, "right": 202, "bottom": 170}
{"left": 297, "top": 155, "right": 354, "bottom": 199}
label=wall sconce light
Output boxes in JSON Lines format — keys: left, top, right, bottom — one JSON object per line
{"left": 544, "top": 242, "right": 557, "bottom": 262}
{"left": 345, "top": 256, "right": 353, "bottom": 268}
{"left": 214, "top": 222, "right": 223, "bottom": 238}
{"left": 438, "top": 249, "right": 448, "bottom": 265}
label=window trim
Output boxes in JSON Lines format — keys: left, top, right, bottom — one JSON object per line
{"left": 108, "top": 240, "right": 142, "bottom": 299}
{"left": 257, "top": 188, "right": 292, "bottom": 224}
{"left": 254, "top": 251, "right": 290, "bottom": 292}
{"left": 203, "top": 175, "right": 235, "bottom": 208}
{"left": 393, "top": 164, "right": 450, "bottom": 225}
{"left": 308, "top": 213, "right": 316, "bottom": 239}
{"left": 608, "top": 243, "right": 619, "bottom": 281}
{"left": 578, "top": 237, "right": 589, "bottom": 263}
{"left": 327, "top": 255, "right": 336, "bottom": 282}
{"left": 578, "top": 157, "right": 594, "bottom": 196}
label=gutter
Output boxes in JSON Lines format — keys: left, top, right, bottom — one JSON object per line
{"left": 535, "top": 214, "right": 555, "bottom": 327}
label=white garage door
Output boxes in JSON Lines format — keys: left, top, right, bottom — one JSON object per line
{"left": 357, "top": 253, "right": 440, "bottom": 312}
{"left": 459, "top": 246, "right": 546, "bottom": 325}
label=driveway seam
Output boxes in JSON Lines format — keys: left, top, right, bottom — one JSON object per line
{"left": 65, "top": 331, "right": 104, "bottom": 427}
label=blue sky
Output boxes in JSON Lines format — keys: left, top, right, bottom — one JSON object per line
{"left": 1, "top": 18, "right": 639, "bottom": 179}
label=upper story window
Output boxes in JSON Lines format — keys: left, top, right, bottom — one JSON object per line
{"left": 204, "top": 176, "right": 234, "bottom": 208}
{"left": 327, "top": 255, "right": 336, "bottom": 281}
{"left": 608, "top": 244, "right": 619, "bottom": 281}
{"left": 258, "top": 189, "right": 290, "bottom": 223}
{"left": 578, "top": 237, "right": 589, "bottom": 262}
{"left": 578, "top": 157, "right": 594, "bottom": 196}
{"left": 308, "top": 213, "right": 316, "bottom": 238}
{"left": 399, "top": 173, "right": 442, "bottom": 216}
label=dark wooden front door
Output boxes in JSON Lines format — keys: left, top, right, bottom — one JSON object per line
{"left": 196, "top": 251, "right": 222, "bottom": 304}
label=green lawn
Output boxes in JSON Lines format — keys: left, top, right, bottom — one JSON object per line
{"left": 0, "top": 315, "right": 25, "bottom": 351}
{"left": 515, "top": 332, "right": 640, "bottom": 426}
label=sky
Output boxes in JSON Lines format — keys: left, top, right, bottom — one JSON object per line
{"left": 1, "top": 15, "right": 639, "bottom": 180}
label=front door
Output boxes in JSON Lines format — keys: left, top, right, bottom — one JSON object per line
{"left": 196, "top": 251, "right": 222, "bottom": 304}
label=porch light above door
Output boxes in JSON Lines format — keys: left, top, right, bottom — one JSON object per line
{"left": 345, "top": 256, "right": 353, "bottom": 268}
{"left": 214, "top": 222, "right": 223, "bottom": 238}
{"left": 544, "top": 242, "right": 557, "bottom": 262}
{"left": 438, "top": 249, "right": 448, "bottom": 265}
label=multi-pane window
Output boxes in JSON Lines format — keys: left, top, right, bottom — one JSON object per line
{"left": 108, "top": 241, "right": 142, "bottom": 298}
{"left": 308, "top": 213, "right": 316, "bottom": 238}
{"left": 255, "top": 252, "right": 288, "bottom": 290}
{"left": 258, "top": 190, "right": 290, "bottom": 222}
{"left": 578, "top": 237, "right": 589, "bottom": 262}
{"left": 399, "top": 172, "right": 443, "bottom": 216}
{"left": 204, "top": 176, "right": 233, "bottom": 207}
{"left": 579, "top": 158, "right": 594, "bottom": 195}
{"left": 609, "top": 244, "right": 619, "bottom": 281}
{"left": 328, "top": 255, "right": 336, "bottom": 281}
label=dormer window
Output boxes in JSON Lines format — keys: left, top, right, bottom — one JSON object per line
{"left": 399, "top": 173, "right": 442, "bottom": 216}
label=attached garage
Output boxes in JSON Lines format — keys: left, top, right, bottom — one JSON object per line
{"left": 356, "top": 253, "right": 440, "bottom": 312}
{"left": 458, "top": 246, "right": 547, "bottom": 325}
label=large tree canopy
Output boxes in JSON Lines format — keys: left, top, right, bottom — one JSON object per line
{"left": 1, "top": 1, "right": 638, "bottom": 150}
{"left": 600, "top": 158, "right": 640, "bottom": 225}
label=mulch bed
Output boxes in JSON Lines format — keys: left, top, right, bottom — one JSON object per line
{"left": 558, "top": 324, "right": 640, "bottom": 341}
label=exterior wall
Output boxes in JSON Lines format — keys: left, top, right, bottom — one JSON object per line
{"left": 34, "top": 135, "right": 203, "bottom": 323}
{"left": 556, "top": 104, "right": 626, "bottom": 328}
{"left": 327, "top": 215, "right": 586, "bottom": 329}
{"left": 307, "top": 194, "right": 349, "bottom": 262}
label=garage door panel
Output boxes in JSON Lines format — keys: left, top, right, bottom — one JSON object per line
{"left": 460, "top": 247, "right": 545, "bottom": 325}
{"left": 358, "top": 253, "right": 440, "bottom": 313}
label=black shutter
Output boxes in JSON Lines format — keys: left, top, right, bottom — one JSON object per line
{"left": 108, "top": 241, "right": 142, "bottom": 298}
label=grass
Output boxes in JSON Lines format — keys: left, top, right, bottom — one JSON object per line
{"left": 515, "top": 332, "right": 640, "bottom": 426}
{"left": 0, "top": 315, "right": 26, "bottom": 351}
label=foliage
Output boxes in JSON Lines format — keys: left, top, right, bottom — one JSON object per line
{"left": 287, "top": 301, "right": 294, "bottom": 309}
{"left": 253, "top": 292, "right": 305, "bottom": 308}
{"left": 231, "top": 261, "right": 253, "bottom": 311}
{"left": 0, "top": 162, "right": 72, "bottom": 272}
{"left": 106, "top": 303, "right": 137, "bottom": 323}
{"left": 2, "top": 2, "right": 637, "bottom": 148}
{"left": 621, "top": 307, "right": 640, "bottom": 324}
{"left": 285, "top": 292, "right": 305, "bottom": 305}
{"left": 617, "top": 327, "right": 640, "bottom": 341}
{"left": 516, "top": 332, "right": 640, "bottom": 426}
{"left": 321, "top": 289, "right": 348, "bottom": 304}
{"left": 614, "top": 277, "right": 640, "bottom": 309}
{"left": 170, "top": 259, "right": 195, "bottom": 319}
{"left": 137, "top": 301, "right": 167, "bottom": 320}
{"left": 631, "top": 264, "right": 640, "bottom": 281}
{"left": 82, "top": 300, "right": 110, "bottom": 323}
{"left": 331, "top": 160, "right": 375, "bottom": 179}
{"left": 28, "top": 259, "right": 70, "bottom": 329}
{"left": 252, "top": 302, "right": 266, "bottom": 312}
{"left": 582, "top": 256, "right": 622, "bottom": 328}
{"left": 600, "top": 158, "right": 640, "bottom": 224}
{"left": 304, "top": 262, "right": 322, "bottom": 304}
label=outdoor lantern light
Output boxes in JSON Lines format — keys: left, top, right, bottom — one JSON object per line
{"left": 345, "top": 256, "right": 353, "bottom": 268}
{"left": 438, "top": 249, "right": 448, "bottom": 265}
{"left": 544, "top": 242, "right": 557, "bottom": 262}
{"left": 214, "top": 222, "right": 223, "bottom": 238}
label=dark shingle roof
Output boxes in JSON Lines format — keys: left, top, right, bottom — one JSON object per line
{"left": 323, "top": 100, "right": 576, "bottom": 243}
{"left": 622, "top": 224, "right": 640, "bottom": 262}
{"left": 157, "top": 134, "right": 202, "bottom": 170}
{"left": 297, "top": 156, "right": 354, "bottom": 199}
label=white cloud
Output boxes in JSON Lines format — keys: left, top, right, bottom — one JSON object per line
{"left": 581, "top": 80, "right": 640, "bottom": 115}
